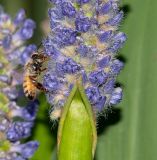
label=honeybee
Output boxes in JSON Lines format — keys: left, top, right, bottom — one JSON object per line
{"left": 23, "top": 52, "right": 48, "bottom": 100}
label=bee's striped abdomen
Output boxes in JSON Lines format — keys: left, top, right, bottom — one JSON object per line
{"left": 23, "top": 75, "right": 36, "bottom": 100}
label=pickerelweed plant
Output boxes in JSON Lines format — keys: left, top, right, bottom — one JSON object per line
{"left": 0, "top": 7, "right": 39, "bottom": 160}
{"left": 42, "top": 0, "right": 126, "bottom": 159}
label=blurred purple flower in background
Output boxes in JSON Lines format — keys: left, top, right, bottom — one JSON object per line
{"left": 43, "top": 0, "right": 126, "bottom": 118}
{"left": 0, "top": 6, "right": 39, "bottom": 159}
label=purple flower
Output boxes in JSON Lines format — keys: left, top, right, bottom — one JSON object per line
{"left": 48, "top": 6, "right": 64, "bottom": 29}
{"left": 0, "top": 7, "right": 38, "bottom": 159}
{"left": 1, "top": 87, "right": 18, "bottom": 100}
{"left": 106, "top": 11, "right": 124, "bottom": 26}
{"left": 14, "top": 9, "right": 26, "bottom": 25}
{"left": 110, "top": 87, "right": 123, "bottom": 105}
{"left": 98, "top": 55, "right": 111, "bottom": 68}
{"left": 56, "top": 58, "right": 81, "bottom": 74}
{"left": 20, "top": 141, "right": 39, "bottom": 158}
{"left": 0, "top": 10, "right": 36, "bottom": 65}
{"left": 98, "top": 30, "right": 112, "bottom": 42}
{"left": 95, "top": 96, "right": 106, "bottom": 111}
{"left": 20, "top": 44, "right": 37, "bottom": 64}
{"left": 20, "top": 19, "right": 36, "bottom": 40}
{"left": 62, "top": 2, "right": 76, "bottom": 17}
{"left": 86, "top": 86, "right": 101, "bottom": 105}
{"left": 77, "top": 44, "right": 89, "bottom": 57}
{"left": 10, "top": 100, "right": 39, "bottom": 121}
{"left": 43, "top": 74, "right": 60, "bottom": 92}
{"left": 10, "top": 141, "right": 39, "bottom": 159}
{"left": 0, "top": 62, "right": 3, "bottom": 69}
{"left": 75, "top": 15, "right": 91, "bottom": 32}
{"left": 77, "top": 0, "right": 90, "bottom": 4}
{"left": 2, "top": 34, "right": 12, "bottom": 49}
{"left": 42, "top": 37, "right": 61, "bottom": 58}
{"left": 55, "top": 27, "right": 77, "bottom": 46}
{"left": 13, "top": 156, "right": 25, "bottom": 160}
{"left": 49, "top": 0, "right": 62, "bottom": 5}
{"left": 108, "top": 32, "right": 127, "bottom": 52}
{"left": 110, "top": 59, "right": 124, "bottom": 74}
{"left": 98, "top": 1, "right": 112, "bottom": 14}
{"left": 89, "top": 70, "right": 108, "bottom": 86}
{"left": 6, "top": 122, "right": 34, "bottom": 142}
{"left": 0, "top": 74, "right": 11, "bottom": 84}
{"left": 104, "top": 79, "right": 115, "bottom": 93}
{"left": 43, "top": 0, "right": 126, "bottom": 114}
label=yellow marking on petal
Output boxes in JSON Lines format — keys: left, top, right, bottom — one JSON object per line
{"left": 73, "top": 54, "right": 92, "bottom": 70}
{"left": 8, "top": 24, "right": 15, "bottom": 32}
{"left": 61, "top": 19, "right": 75, "bottom": 29}
{"left": 80, "top": 58, "right": 91, "bottom": 67}
{"left": 79, "top": 57, "right": 97, "bottom": 73}
{"left": 83, "top": 33, "right": 97, "bottom": 46}
{"left": 90, "top": 63, "right": 97, "bottom": 71}
{"left": 12, "top": 39, "right": 24, "bottom": 48}
{"left": 73, "top": 2, "right": 81, "bottom": 10}
{"left": 61, "top": 46, "right": 76, "bottom": 57}
{"left": 65, "top": 74, "right": 76, "bottom": 84}
{"left": 96, "top": 40, "right": 108, "bottom": 51}
{"left": 100, "top": 25, "right": 117, "bottom": 31}
{"left": 0, "top": 131, "right": 6, "bottom": 140}
{"left": 98, "top": 15, "right": 110, "bottom": 24}
{"left": 7, "top": 108, "right": 14, "bottom": 119}
{"left": 10, "top": 24, "right": 16, "bottom": 32}
{"left": 0, "top": 33, "right": 4, "bottom": 39}
{"left": 82, "top": 32, "right": 108, "bottom": 51}
{"left": 0, "top": 47, "right": 3, "bottom": 52}
{"left": 0, "top": 95, "right": 9, "bottom": 113}
{"left": 82, "top": 4, "right": 94, "bottom": 18}
{"left": 2, "top": 20, "right": 11, "bottom": 28}
{"left": 84, "top": 82, "right": 91, "bottom": 89}
{"left": 1, "top": 21, "right": 15, "bottom": 32}
{"left": 102, "top": 0, "right": 109, "bottom": 3}
{"left": 104, "top": 67, "right": 110, "bottom": 73}
{"left": 82, "top": 4, "right": 91, "bottom": 10}
{"left": 0, "top": 54, "right": 8, "bottom": 65}
{"left": 85, "top": 12, "right": 93, "bottom": 18}
{"left": 73, "top": 55, "right": 81, "bottom": 64}
{"left": 0, "top": 140, "right": 11, "bottom": 151}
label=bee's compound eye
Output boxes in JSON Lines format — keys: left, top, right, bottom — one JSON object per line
{"left": 31, "top": 53, "right": 38, "bottom": 59}
{"left": 32, "top": 64, "right": 37, "bottom": 71}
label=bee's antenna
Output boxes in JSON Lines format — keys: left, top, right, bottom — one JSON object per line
{"left": 37, "top": 43, "right": 45, "bottom": 54}
{"left": 37, "top": 43, "right": 42, "bottom": 50}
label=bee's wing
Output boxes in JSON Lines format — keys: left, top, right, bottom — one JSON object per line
{"left": 37, "top": 45, "right": 45, "bottom": 54}
{"left": 16, "top": 64, "right": 24, "bottom": 71}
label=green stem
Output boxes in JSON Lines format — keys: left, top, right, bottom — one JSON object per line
{"left": 57, "top": 81, "right": 97, "bottom": 160}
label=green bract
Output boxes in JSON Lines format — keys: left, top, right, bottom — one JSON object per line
{"left": 58, "top": 81, "right": 97, "bottom": 160}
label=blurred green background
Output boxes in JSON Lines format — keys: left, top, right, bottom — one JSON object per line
{"left": 1, "top": 0, "right": 157, "bottom": 160}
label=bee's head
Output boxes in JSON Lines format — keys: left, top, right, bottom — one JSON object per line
{"left": 31, "top": 52, "right": 45, "bottom": 63}
{"left": 31, "top": 52, "right": 39, "bottom": 60}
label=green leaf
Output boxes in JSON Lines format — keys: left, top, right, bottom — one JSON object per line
{"left": 95, "top": 0, "right": 157, "bottom": 160}
{"left": 58, "top": 82, "right": 97, "bottom": 160}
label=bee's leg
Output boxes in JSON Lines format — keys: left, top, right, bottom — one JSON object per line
{"left": 36, "top": 54, "right": 48, "bottom": 61}
{"left": 40, "top": 68, "right": 47, "bottom": 72}
{"left": 34, "top": 82, "right": 47, "bottom": 92}
{"left": 29, "top": 76, "right": 47, "bottom": 92}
